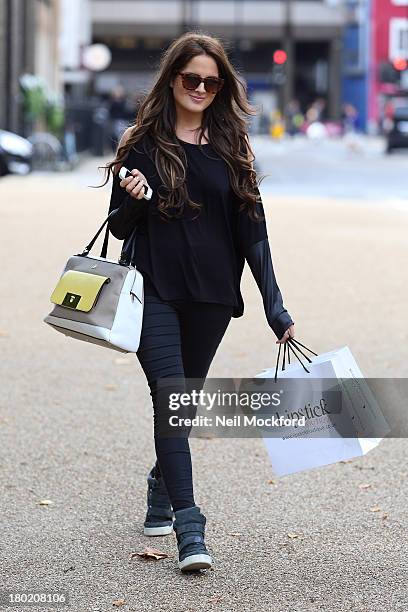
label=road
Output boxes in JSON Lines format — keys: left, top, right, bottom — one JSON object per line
{"left": 254, "top": 133, "right": 408, "bottom": 205}
{"left": 1, "top": 136, "right": 407, "bottom": 612}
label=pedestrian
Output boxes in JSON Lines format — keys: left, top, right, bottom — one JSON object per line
{"left": 341, "top": 103, "right": 359, "bottom": 134}
{"left": 108, "top": 85, "right": 130, "bottom": 152}
{"left": 285, "top": 99, "right": 304, "bottom": 136}
{"left": 99, "top": 32, "right": 295, "bottom": 573}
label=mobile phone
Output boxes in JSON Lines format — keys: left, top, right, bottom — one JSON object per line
{"left": 119, "top": 166, "right": 153, "bottom": 200}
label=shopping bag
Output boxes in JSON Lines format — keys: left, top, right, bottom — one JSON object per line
{"left": 256, "top": 340, "right": 390, "bottom": 477}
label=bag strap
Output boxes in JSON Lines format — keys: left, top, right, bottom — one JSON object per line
{"left": 76, "top": 209, "right": 137, "bottom": 266}
{"left": 273, "top": 343, "right": 282, "bottom": 383}
{"left": 289, "top": 337, "right": 318, "bottom": 357}
{"left": 77, "top": 211, "right": 116, "bottom": 258}
{"left": 273, "top": 337, "right": 318, "bottom": 382}
{"left": 282, "top": 342, "right": 287, "bottom": 371}
{"left": 286, "top": 341, "right": 311, "bottom": 374}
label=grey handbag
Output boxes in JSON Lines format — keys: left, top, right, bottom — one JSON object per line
{"left": 43, "top": 211, "right": 144, "bottom": 353}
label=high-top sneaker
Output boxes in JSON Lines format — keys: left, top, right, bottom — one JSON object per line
{"left": 173, "top": 505, "right": 213, "bottom": 572}
{"left": 143, "top": 467, "right": 173, "bottom": 536}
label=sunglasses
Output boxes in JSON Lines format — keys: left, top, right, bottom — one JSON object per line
{"left": 177, "top": 71, "right": 225, "bottom": 94}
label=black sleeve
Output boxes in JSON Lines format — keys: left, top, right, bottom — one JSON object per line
{"left": 107, "top": 167, "right": 147, "bottom": 241}
{"left": 237, "top": 189, "right": 294, "bottom": 339}
{"left": 245, "top": 238, "right": 294, "bottom": 339}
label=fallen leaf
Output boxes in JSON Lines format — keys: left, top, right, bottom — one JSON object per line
{"left": 130, "top": 547, "right": 171, "bottom": 561}
{"left": 287, "top": 532, "right": 302, "bottom": 539}
{"left": 208, "top": 595, "right": 223, "bottom": 604}
{"left": 359, "top": 483, "right": 372, "bottom": 490}
{"left": 267, "top": 479, "right": 277, "bottom": 485}
{"left": 112, "top": 599, "right": 126, "bottom": 607}
{"left": 38, "top": 499, "right": 53, "bottom": 506}
{"left": 370, "top": 506, "right": 381, "bottom": 513}
{"left": 227, "top": 532, "right": 242, "bottom": 537}
{"left": 104, "top": 384, "right": 117, "bottom": 391}
{"left": 382, "top": 513, "right": 389, "bottom": 520}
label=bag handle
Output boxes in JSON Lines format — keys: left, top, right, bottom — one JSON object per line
{"left": 76, "top": 211, "right": 114, "bottom": 258}
{"left": 76, "top": 209, "right": 136, "bottom": 266}
{"left": 273, "top": 337, "right": 318, "bottom": 382}
{"left": 289, "top": 337, "right": 318, "bottom": 358}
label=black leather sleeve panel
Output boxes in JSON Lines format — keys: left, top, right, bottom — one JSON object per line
{"left": 245, "top": 238, "right": 294, "bottom": 339}
{"left": 107, "top": 171, "right": 147, "bottom": 241}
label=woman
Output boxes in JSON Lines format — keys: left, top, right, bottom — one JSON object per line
{"left": 101, "top": 32, "right": 295, "bottom": 573}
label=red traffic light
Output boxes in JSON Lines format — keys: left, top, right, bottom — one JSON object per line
{"left": 392, "top": 57, "right": 407, "bottom": 71}
{"left": 273, "top": 49, "right": 287, "bottom": 65}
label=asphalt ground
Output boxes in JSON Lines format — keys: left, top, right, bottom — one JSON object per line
{"left": 1, "top": 145, "right": 407, "bottom": 612}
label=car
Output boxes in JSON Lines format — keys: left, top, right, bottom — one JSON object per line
{"left": 382, "top": 95, "right": 408, "bottom": 153}
{"left": 0, "top": 129, "right": 33, "bottom": 176}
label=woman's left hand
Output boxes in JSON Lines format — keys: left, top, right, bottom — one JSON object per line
{"left": 276, "top": 324, "right": 295, "bottom": 344}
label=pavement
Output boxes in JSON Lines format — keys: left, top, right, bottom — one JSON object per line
{"left": 254, "top": 133, "right": 408, "bottom": 204}
{"left": 1, "top": 137, "right": 408, "bottom": 612}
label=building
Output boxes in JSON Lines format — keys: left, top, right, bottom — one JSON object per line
{"left": 341, "top": 0, "right": 370, "bottom": 131}
{"left": 0, "top": 0, "right": 61, "bottom": 134}
{"left": 59, "top": 0, "right": 92, "bottom": 98}
{"left": 368, "top": 0, "right": 408, "bottom": 132}
{"left": 89, "top": 0, "right": 347, "bottom": 124}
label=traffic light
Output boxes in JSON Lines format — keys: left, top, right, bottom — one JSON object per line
{"left": 273, "top": 49, "right": 287, "bottom": 65}
{"left": 271, "top": 49, "right": 287, "bottom": 85}
{"left": 379, "top": 61, "right": 401, "bottom": 84}
{"left": 393, "top": 57, "right": 407, "bottom": 71}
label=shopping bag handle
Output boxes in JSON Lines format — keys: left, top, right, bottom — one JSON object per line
{"left": 273, "top": 337, "right": 318, "bottom": 382}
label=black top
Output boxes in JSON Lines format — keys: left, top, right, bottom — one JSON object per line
{"left": 107, "top": 133, "right": 270, "bottom": 319}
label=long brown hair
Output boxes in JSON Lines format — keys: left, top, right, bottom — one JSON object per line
{"left": 98, "top": 31, "right": 267, "bottom": 222}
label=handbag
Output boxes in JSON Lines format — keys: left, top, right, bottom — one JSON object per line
{"left": 43, "top": 211, "right": 144, "bottom": 353}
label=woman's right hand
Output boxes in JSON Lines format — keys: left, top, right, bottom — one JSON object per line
{"left": 120, "top": 168, "right": 150, "bottom": 200}
{"left": 276, "top": 323, "right": 295, "bottom": 344}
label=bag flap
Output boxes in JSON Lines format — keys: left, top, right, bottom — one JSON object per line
{"left": 50, "top": 270, "right": 111, "bottom": 312}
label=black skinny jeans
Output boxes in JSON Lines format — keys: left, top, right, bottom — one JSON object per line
{"left": 135, "top": 280, "right": 233, "bottom": 512}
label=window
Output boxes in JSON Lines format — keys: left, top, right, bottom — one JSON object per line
{"left": 389, "top": 18, "right": 408, "bottom": 60}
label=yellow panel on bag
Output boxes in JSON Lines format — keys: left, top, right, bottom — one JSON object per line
{"left": 50, "top": 270, "right": 110, "bottom": 312}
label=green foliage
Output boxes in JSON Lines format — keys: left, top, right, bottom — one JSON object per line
{"left": 19, "top": 73, "right": 65, "bottom": 138}
{"left": 20, "top": 76, "right": 47, "bottom": 121}
{"left": 45, "top": 97, "right": 65, "bottom": 138}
